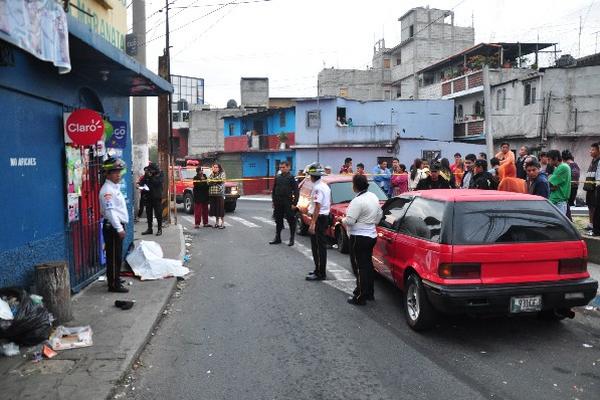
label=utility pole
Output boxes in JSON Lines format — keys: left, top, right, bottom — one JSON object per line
{"left": 131, "top": 0, "right": 148, "bottom": 217}
{"left": 594, "top": 31, "right": 600, "bottom": 54}
{"left": 316, "top": 78, "right": 320, "bottom": 164}
{"left": 578, "top": 16, "right": 582, "bottom": 57}
{"left": 482, "top": 65, "right": 494, "bottom": 160}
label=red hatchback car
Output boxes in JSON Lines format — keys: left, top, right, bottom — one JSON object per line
{"left": 373, "top": 189, "right": 598, "bottom": 330}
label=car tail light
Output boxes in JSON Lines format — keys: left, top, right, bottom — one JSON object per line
{"left": 438, "top": 263, "right": 481, "bottom": 279}
{"left": 558, "top": 258, "right": 587, "bottom": 274}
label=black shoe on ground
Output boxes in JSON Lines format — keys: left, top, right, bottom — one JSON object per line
{"left": 269, "top": 238, "right": 282, "bottom": 245}
{"left": 306, "top": 274, "right": 326, "bottom": 281}
{"left": 365, "top": 295, "right": 375, "bottom": 301}
{"left": 108, "top": 286, "right": 129, "bottom": 293}
{"left": 347, "top": 296, "right": 367, "bottom": 306}
{"left": 288, "top": 238, "right": 295, "bottom": 246}
{"left": 156, "top": 228, "right": 162, "bottom": 236}
{"left": 307, "top": 271, "right": 316, "bottom": 276}
{"left": 141, "top": 229, "right": 153, "bottom": 235}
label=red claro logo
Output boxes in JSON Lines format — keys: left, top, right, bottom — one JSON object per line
{"left": 66, "top": 109, "right": 105, "bottom": 146}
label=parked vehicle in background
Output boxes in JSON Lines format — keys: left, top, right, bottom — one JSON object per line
{"left": 170, "top": 166, "right": 240, "bottom": 213}
{"left": 296, "top": 175, "right": 388, "bottom": 253}
{"left": 373, "top": 189, "right": 598, "bottom": 331}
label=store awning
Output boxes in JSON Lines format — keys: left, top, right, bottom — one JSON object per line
{"left": 67, "top": 15, "right": 172, "bottom": 96}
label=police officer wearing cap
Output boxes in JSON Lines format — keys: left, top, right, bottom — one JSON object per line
{"left": 305, "top": 163, "right": 331, "bottom": 281}
{"left": 100, "top": 158, "right": 129, "bottom": 293}
{"left": 269, "top": 161, "right": 299, "bottom": 246}
{"left": 140, "top": 162, "right": 164, "bottom": 236}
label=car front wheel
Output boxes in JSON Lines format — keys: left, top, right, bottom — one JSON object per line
{"left": 404, "top": 274, "right": 437, "bottom": 331}
{"left": 296, "top": 213, "right": 308, "bottom": 236}
{"left": 183, "top": 193, "right": 194, "bottom": 214}
{"left": 224, "top": 200, "right": 236, "bottom": 212}
{"left": 336, "top": 226, "right": 349, "bottom": 254}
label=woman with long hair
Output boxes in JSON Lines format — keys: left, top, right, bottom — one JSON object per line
{"left": 439, "top": 158, "right": 455, "bottom": 187}
{"left": 391, "top": 162, "right": 409, "bottom": 196}
{"left": 208, "top": 163, "right": 227, "bottom": 229}
{"left": 409, "top": 158, "right": 427, "bottom": 190}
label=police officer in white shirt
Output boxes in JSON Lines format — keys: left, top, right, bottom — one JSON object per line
{"left": 340, "top": 174, "right": 383, "bottom": 305}
{"left": 306, "top": 163, "right": 331, "bottom": 281}
{"left": 100, "top": 157, "right": 130, "bottom": 293}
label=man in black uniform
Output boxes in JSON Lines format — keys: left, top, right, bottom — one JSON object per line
{"left": 416, "top": 163, "right": 451, "bottom": 190}
{"left": 470, "top": 159, "right": 497, "bottom": 190}
{"left": 270, "top": 161, "right": 299, "bottom": 246}
{"left": 140, "top": 162, "right": 164, "bottom": 236}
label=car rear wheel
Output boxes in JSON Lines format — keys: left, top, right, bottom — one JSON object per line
{"left": 183, "top": 193, "right": 194, "bottom": 214}
{"left": 296, "top": 213, "right": 308, "bottom": 236}
{"left": 224, "top": 200, "right": 236, "bottom": 212}
{"left": 336, "top": 226, "right": 349, "bottom": 254}
{"left": 404, "top": 274, "right": 437, "bottom": 331}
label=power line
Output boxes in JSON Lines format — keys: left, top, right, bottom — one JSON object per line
{"left": 172, "top": 0, "right": 270, "bottom": 7}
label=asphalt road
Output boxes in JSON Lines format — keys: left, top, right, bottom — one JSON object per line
{"left": 121, "top": 199, "right": 600, "bottom": 400}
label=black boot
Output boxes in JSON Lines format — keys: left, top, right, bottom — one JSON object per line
{"left": 288, "top": 225, "right": 295, "bottom": 246}
{"left": 269, "top": 232, "right": 282, "bottom": 244}
{"left": 156, "top": 227, "right": 162, "bottom": 236}
{"left": 141, "top": 228, "right": 153, "bottom": 235}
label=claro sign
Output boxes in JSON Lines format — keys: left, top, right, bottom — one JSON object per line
{"left": 64, "top": 109, "right": 105, "bottom": 146}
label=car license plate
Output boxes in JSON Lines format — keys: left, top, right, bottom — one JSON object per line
{"left": 510, "top": 295, "right": 542, "bottom": 313}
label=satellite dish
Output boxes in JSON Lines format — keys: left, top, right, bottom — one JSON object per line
{"left": 226, "top": 99, "right": 238, "bottom": 109}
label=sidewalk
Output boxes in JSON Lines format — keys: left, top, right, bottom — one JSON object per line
{"left": 0, "top": 220, "right": 185, "bottom": 400}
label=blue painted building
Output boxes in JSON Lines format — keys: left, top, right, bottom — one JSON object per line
{"left": 0, "top": 13, "right": 171, "bottom": 290}
{"left": 294, "top": 97, "right": 485, "bottom": 172}
{"left": 222, "top": 108, "right": 296, "bottom": 194}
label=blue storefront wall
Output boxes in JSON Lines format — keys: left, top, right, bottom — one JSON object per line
{"left": 224, "top": 108, "right": 295, "bottom": 137}
{"left": 241, "top": 151, "right": 296, "bottom": 177}
{"left": 0, "top": 43, "right": 132, "bottom": 288}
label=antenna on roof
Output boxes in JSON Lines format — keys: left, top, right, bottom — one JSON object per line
{"left": 471, "top": 11, "right": 474, "bottom": 28}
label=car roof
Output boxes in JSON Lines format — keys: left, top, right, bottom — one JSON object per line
{"left": 321, "top": 175, "right": 354, "bottom": 184}
{"left": 409, "top": 189, "right": 543, "bottom": 202}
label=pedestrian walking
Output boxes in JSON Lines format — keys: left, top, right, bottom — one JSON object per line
{"left": 305, "top": 163, "right": 331, "bottom": 281}
{"left": 525, "top": 160, "right": 550, "bottom": 198}
{"left": 340, "top": 174, "right": 382, "bottom": 305}
{"left": 193, "top": 166, "right": 210, "bottom": 228}
{"left": 547, "top": 150, "right": 571, "bottom": 215}
{"left": 208, "top": 163, "right": 227, "bottom": 229}
{"left": 99, "top": 157, "right": 129, "bottom": 293}
{"left": 416, "top": 163, "right": 451, "bottom": 190}
{"left": 269, "top": 161, "right": 299, "bottom": 246}
{"left": 140, "top": 162, "right": 164, "bottom": 236}
{"left": 584, "top": 143, "right": 600, "bottom": 231}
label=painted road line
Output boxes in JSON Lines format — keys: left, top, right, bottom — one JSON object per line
{"left": 252, "top": 216, "right": 276, "bottom": 226}
{"left": 228, "top": 216, "right": 260, "bottom": 228}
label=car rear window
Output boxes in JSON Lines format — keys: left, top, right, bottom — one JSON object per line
{"left": 330, "top": 181, "right": 388, "bottom": 204}
{"left": 452, "top": 200, "right": 579, "bottom": 244}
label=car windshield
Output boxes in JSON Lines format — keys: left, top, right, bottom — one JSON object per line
{"left": 181, "top": 169, "right": 196, "bottom": 179}
{"left": 330, "top": 181, "right": 388, "bottom": 204}
{"left": 452, "top": 200, "right": 579, "bottom": 244}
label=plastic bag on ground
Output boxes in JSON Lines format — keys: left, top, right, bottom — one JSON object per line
{"left": 126, "top": 240, "right": 190, "bottom": 280}
{"left": 49, "top": 325, "right": 93, "bottom": 350}
{"left": 0, "top": 298, "right": 13, "bottom": 320}
{"left": 0, "top": 288, "right": 52, "bottom": 346}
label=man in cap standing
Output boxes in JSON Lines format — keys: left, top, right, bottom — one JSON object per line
{"left": 270, "top": 161, "right": 299, "bottom": 246}
{"left": 306, "top": 163, "right": 331, "bottom": 281}
{"left": 100, "top": 158, "right": 129, "bottom": 293}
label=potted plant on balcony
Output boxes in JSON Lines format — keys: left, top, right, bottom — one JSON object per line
{"left": 278, "top": 132, "right": 288, "bottom": 149}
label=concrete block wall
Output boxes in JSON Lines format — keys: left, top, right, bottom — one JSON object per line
{"left": 188, "top": 108, "right": 245, "bottom": 156}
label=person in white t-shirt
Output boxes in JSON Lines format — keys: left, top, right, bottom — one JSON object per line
{"left": 340, "top": 174, "right": 383, "bottom": 305}
{"left": 305, "top": 163, "right": 331, "bottom": 281}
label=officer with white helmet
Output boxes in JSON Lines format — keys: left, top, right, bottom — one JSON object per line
{"left": 100, "top": 157, "right": 129, "bottom": 293}
{"left": 305, "top": 163, "right": 331, "bottom": 281}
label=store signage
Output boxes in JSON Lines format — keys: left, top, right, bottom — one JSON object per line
{"left": 64, "top": 109, "right": 105, "bottom": 146}
{"left": 107, "top": 121, "right": 127, "bottom": 149}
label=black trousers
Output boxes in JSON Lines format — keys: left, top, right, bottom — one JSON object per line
{"left": 273, "top": 197, "right": 295, "bottom": 236}
{"left": 593, "top": 188, "right": 600, "bottom": 235}
{"left": 146, "top": 197, "right": 163, "bottom": 229}
{"left": 310, "top": 215, "right": 329, "bottom": 278}
{"left": 350, "top": 235, "right": 377, "bottom": 301}
{"left": 137, "top": 191, "right": 148, "bottom": 217}
{"left": 103, "top": 222, "right": 124, "bottom": 289}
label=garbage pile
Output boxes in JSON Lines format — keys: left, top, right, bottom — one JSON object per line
{"left": 0, "top": 288, "right": 52, "bottom": 347}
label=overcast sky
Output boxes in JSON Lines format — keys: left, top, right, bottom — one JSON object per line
{"left": 135, "top": 0, "right": 600, "bottom": 135}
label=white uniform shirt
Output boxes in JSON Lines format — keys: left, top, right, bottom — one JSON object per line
{"left": 342, "top": 191, "right": 383, "bottom": 238}
{"left": 309, "top": 179, "right": 331, "bottom": 215}
{"left": 99, "top": 180, "right": 129, "bottom": 232}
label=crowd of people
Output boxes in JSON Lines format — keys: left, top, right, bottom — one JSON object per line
{"left": 330, "top": 143, "right": 600, "bottom": 233}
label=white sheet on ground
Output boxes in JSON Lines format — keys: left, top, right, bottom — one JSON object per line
{"left": 126, "top": 240, "right": 190, "bottom": 280}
